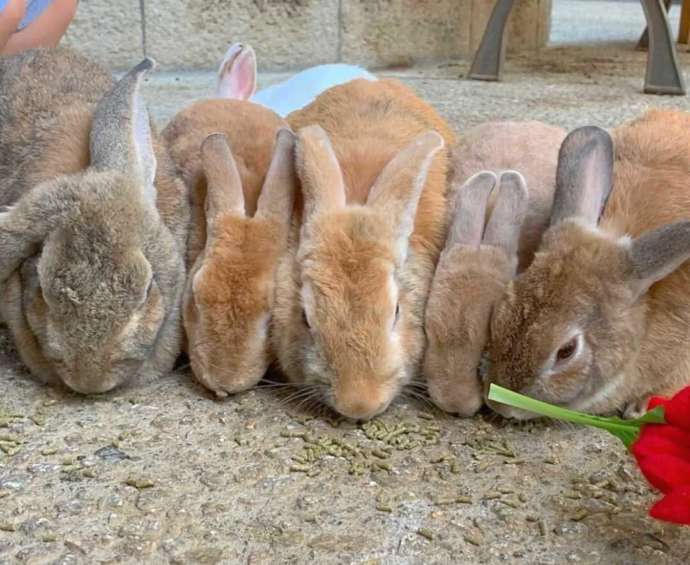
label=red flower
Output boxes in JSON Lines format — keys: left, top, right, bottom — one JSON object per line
{"left": 632, "top": 387, "right": 690, "bottom": 525}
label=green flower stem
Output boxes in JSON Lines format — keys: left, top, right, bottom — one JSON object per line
{"left": 488, "top": 384, "right": 665, "bottom": 449}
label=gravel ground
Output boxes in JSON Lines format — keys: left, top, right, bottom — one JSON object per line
{"left": 3, "top": 44, "right": 690, "bottom": 565}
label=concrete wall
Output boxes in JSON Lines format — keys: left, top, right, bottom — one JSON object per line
{"left": 63, "top": 0, "right": 552, "bottom": 71}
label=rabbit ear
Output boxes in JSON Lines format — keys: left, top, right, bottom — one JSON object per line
{"left": 216, "top": 43, "right": 257, "bottom": 100}
{"left": 256, "top": 128, "right": 297, "bottom": 228}
{"left": 482, "top": 171, "right": 529, "bottom": 258}
{"left": 629, "top": 221, "right": 690, "bottom": 296}
{"left": 367, "top": 131, "right": 445, "bottom": 264}
{"left": 200, "top": 133, "right": 246, "bottom": 221}
{"left": 90, "top": 58, "right": 157, "bottom": 207}
{"left": 550, "top": 126, "right": 613, "bottom": 227}
{"left": 296, "top": 125, "right": 346, "bottom": 220}
{"left": 446, "top": 170, "right": 497, "bottom": 248}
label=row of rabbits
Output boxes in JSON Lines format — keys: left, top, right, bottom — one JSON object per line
{"left": 1, "top": 46, "right": 690, "bottom": 422}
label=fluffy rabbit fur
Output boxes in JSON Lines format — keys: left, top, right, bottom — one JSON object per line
{"left": 488, "top": 110, "right": 690, "bottom": 418}
{"left": 0, "top": 48, "right": 189, "bottom": 394}
{"left": 163, "top": 95, "right": 296, "bottom": 395}
{"left": 424, "top": 121, "right": 566, "bottom": 416}
{"left": 270, "top": 78, "right": 456, "bottom": 420}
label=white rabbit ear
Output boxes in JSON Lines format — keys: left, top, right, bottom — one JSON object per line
{"left": 90, "top": 58, "right": 158, "bottom": 207}
{"left": 216, "top": 43, "right": 257, "bottom": 100}
{"left": 296, "top": 125, "right": 346, "bottom": 221}
{"left": 201, "top": 133, "right": 246, "bottom": 221}
{"left": 256, "top": 128, "right": 297, "bottom": 229}
{"left": 446, "top": 170, "right": 496, "bottom": 248}
{"left": 367, "top": 131, "right": 444, "bottom": 265}
{"left": 629, "top": 221, "right": 690, "bottom": 296}
{"left": 551, "top": 126, "right": 613, "bottom": 227}
{"left": 482, "top": 170, "right": 529, "bottom": 259}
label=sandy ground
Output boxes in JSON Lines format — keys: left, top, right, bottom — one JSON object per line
{"left": 3, "top": 44, "right": 690, "bottom": 565}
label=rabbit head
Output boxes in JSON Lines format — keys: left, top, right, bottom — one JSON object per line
{"left": 0, "top": 59, "right": 185, "bottom": 394}
{"left": 424, "top": 170, "right": 528, "bottom": 416}
{"left": 184, "top": 129, "right": 296, "bottom": 396}
{"left": 216, "top": 43, "right": 257, "bottom": 100}
{"left": 487, "top": 126, "right": 690, "bottom": 418}
{"left": 277, "top": 124, "right": 444, "bottom": 421}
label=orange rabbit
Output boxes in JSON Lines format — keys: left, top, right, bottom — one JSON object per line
{"left": 163, "top": 87, "right": 297, "bottom": 396}
{"left": 269, "top": 78, "right": 456, "bottom": 420}
{"left": 488, "top": 110, "right": 690, "bottom": 418}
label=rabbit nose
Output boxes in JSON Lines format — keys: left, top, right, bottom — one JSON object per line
{"left": 58, "top": 358, "right": 131, "bottom": 395}
{"left": 428, "top": 370, "right": 483, "bottom": 417}
{"left": 61, "top": 373, "right": 121, "bottom": 395}
{"left": 334, "top": 387, "right": 391, "bottom": 421}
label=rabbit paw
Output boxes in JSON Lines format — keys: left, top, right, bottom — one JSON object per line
{"left": 622, "top": 397, "right": 651, "bottom": 419}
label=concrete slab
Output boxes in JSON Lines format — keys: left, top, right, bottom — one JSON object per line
{"left": 59, "top": 0, "right": 552, "bottom": 71}
{"left": 339, "top": 0, "right": 472, "bottom": 67}
{"left": 61, "top": 0, "right": 144, "bottom": 69}
{"left": 146, "top": 0, "right": 340, "bottom": 71}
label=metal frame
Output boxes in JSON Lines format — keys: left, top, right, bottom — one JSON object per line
{"left": 468, "top": 0, "right": 686, "bottom": 95}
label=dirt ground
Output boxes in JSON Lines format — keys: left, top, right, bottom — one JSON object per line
{"left": 3, "top": 45, "right": 690, "bottom": 565}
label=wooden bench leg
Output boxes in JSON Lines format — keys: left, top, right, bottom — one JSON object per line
{"left": 640, "top": 0, "right": 686, "bottom": 94}
{"left": 680, "top": 0, "right": 690, "bottom": 44}
{"left": 467, "top": 0, "right": 517, "bottom": 81}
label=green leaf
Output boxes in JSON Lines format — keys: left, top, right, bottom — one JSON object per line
{"left": 488, "top": 384, "right": 665, "bottom": 449}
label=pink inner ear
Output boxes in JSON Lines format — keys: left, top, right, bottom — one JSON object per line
{"left": 217, "top": 47, "right": 257, "bottom": 100}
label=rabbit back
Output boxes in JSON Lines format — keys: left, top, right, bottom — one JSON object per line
{"left": 253, "top": 64, "right": 376, "bottom": 117}
{"left": 289, "top": 78, "right": 456, "bottom": 253}
{"left": 163, "top": 98, "right": 286, "bottom": 266}
{"left": 453, "top": 121, "right": 566, "bottom": 271}
{"left": 0, "top": 48, "right": 113, "bottom": 206}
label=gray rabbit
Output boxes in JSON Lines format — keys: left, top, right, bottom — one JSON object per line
{"left": 0, "top": 48, "right": 189, "bottom": 394}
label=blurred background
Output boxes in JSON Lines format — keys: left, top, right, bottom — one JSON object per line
{"left": 62, "top": 0, "right": 684, "bottom": 71}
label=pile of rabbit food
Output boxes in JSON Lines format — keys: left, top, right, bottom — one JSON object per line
{"left": 2, "top": 44, "right": 690, "bottom": 434}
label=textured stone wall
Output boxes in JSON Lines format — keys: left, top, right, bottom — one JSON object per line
{"left": 63, "top": 0, "right": 552, "bottom": 70}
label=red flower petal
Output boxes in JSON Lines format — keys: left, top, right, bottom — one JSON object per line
{"left": 665, "top": 388, "right": 690, "bottom": 432}
{"left": 650, "top": 485, "right": 690, "bottom": 525}
{"left": 634, "top": 451, "right": 690, "bottom": 493}
{"left": 633, "top": 425, "right": 690, "bottom": 459}
{"left": 647, "top": 396, "right": 668, "bottom": 410}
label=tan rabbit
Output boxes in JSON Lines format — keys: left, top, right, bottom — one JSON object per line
{"left": 488, "top": 110, "right": 690, "bottom": 419}
{"left": 269, "top": 79, "right": 456, "bottom": 420}
{"left": 162, "top": 63, "right": 297, "bottom": 396}
{"left": 0, "top": 48, "right": 189, "bottom": 394}
{"left": 424, "top": 121, "right": 566, "bottom": 416}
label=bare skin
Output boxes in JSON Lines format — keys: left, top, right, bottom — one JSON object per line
{"left": 0, "top": 0, "right": 77, "bottom": 55}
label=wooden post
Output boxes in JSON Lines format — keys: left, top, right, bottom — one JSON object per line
{"left": 680, "top": 0, "right": 690, "bottom": 44}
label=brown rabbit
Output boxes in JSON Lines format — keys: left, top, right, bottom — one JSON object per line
{"left": 0, "top": 48, "right": 189, "bottom": 394}
{"left": 488, "top": 110, "right": 690, "bottom": 419}
{"left": 424, "top": 121, "right": 566, "bottom": 416}
{"left": 162, "top": 92, "right": 297, "bottom": 395}
{"left": 270, "top": 78, "right": 456, "bottom": 420}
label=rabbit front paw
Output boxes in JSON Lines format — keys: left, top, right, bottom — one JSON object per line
{"left": 622, "top": 397, "right": 652, "bottom": 419}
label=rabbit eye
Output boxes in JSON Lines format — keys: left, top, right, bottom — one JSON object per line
{"left": 394, "top": 303, "right": 401, "bottom": 326}
{"left": 302, "top": 309, "right": 311, "bottom": 329}
{"left": 556, "top": 337, "right": 578, "bottom": 363}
